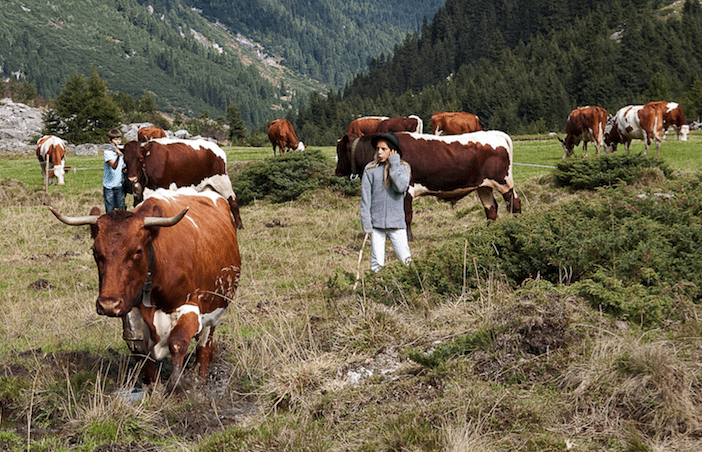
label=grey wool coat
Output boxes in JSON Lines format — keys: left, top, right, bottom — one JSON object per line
{"left": 360, "top": 153, "right": 411, "bottom": 233}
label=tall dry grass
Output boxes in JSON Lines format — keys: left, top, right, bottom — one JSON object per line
{"left": 3, "top": 160, "right": 702, "bottom": 451}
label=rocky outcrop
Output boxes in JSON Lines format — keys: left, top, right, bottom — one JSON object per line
{"left": 0, "top": 97, "right": 213, "bottom": 155}
{"left": 0, "top": 98, "right": 46, "bottom": 153}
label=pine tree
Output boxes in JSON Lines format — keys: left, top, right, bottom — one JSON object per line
{"left": 45, "top": 68, "right": 120, "bottom": 143}
{"left": 227, "top": 102, "right": 247, "bottom": 142}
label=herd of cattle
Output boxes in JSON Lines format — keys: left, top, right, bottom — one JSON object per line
{"left": 37, "top": 99, "right": 691, "bottom": 386}
{"left": 559, "top": 101, "right": 689, "bottom": 158}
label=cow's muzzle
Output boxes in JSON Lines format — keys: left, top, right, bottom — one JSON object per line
{"left": 96, "top": 297, "right": 126, "bottom": 317}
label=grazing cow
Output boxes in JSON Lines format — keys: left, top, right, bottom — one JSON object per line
{"left": 50, "top": 188, "right": 241, "bottom": 388}
{"left": 645, "top": 101, "right": 689, "bottom": 141}
{"left": 268, "top": 119, "right": 304, "bottom": 155}
{"left": 604, "top": 104, "right": 664, "bottom": 155}
{"left": 559, "top": 106, "right": 609, "bottom": 158}
{"left": 430, "top": 111, "right": 483, "bottom": 135}
{"left": 335, "top": 131, "right": 521, "bottom": 240}
{"left": 122, "top": 138, "right": 244, "bottom": 229}
{"left": 137, "top": 126, "right": 167, "bottom": 142}
{"left": 346, "top": 116, "right": 389, "bottom": 136}
{"left": 375, "top": 115, "right": 424, "bottom": 134}
{"left": 36, "top": 135, "right": 68, "bottom": 185}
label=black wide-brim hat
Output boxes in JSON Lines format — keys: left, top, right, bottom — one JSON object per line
{"left": 370, "top": 133, "right": 401, "bottom": 156}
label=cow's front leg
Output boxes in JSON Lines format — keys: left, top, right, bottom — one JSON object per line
{"left": 477, "top": 187, "right": 498, "bottom": 221}
{"left": 195, "top": 325, "right": 216, "bottom": 380}
{"left": 166, "top": 311, "right": 201, "bottom": 391}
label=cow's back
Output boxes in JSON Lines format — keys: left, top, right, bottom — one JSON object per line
{"left": 139, "top": 189, "right": 240, "bottom": 310}
{"left": 145, "top": 140, "right": 226, "bottom": 189}
{"left": 346, "top": 116, "right": 388, "bottom": 136}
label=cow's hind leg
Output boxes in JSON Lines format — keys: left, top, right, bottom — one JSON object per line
{"left": 477, "top": 187, "right": 498, "bottom": 220}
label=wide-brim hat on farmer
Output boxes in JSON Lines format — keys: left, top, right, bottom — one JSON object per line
{"left": 108, "top": 128, "right": 122, "bottom": 139}
{"left": 371, "top": 133, "right": 401, "bottom": 156}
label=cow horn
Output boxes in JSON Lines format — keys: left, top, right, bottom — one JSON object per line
{"left": 143, "top": 208, "right": 189, "bottom": 227}
{"left": 49, "top": 207, "right": 99, "bottom": 225}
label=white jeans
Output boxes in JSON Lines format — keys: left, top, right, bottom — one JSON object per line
{"left": 370, "top": 228, "right": 412, "bottom": 272}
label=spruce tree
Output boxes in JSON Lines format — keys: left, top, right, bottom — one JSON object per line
{"left": 227, "top": 102, "right": 247, "bottom": 142}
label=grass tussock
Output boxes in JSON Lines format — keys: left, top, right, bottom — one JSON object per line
{"left": 2, "top": 150, "right": 702, "bottom": 451}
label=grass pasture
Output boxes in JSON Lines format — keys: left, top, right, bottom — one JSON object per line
{"left": 1, "top": 133, "right": 702, "bottom": 451}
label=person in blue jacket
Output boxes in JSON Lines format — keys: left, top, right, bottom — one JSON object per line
{"left": 360, "top": 133, "right": 412, "bottom": 272}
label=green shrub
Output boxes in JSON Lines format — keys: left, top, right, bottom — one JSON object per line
{"left": 231, "top": 149, "right": 359, "bottom": 205}
{"left": 553, "top": 153, "right": 673, "bottom": 190}
{"left": 360, "top": 174, "right": 702, "bottom": 325}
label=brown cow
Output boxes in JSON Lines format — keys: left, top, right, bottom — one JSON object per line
{"left": 335, "top": 131, "right": 521, "bottom": 240}
{"left": 345, "top": 116, "right": 389, "bottom": 136}
{"left": 645, "top": 101, "right": 689, "bottom": 141}
{"left": 50, "top": 188, "right": 241, "bottom": 388}
{"left": 268, "top": 119, "right": 304, "bottom": 156}
{"left": 604, "top": 104, "right": 664, "bottom": 155}
{"left": 559, "top": 106, "right": 609, "bottom": 158}
{"left": 375, "top": 115, "right": 424, "bottom": 134}
{"left": 122, "top": 138, "right": 244, "bottom": 229}
{"left": 430, "top": 112, "right": 482, "bottom": 135}
{"left": 36, "top": 135, "right": 68, "bottom": 185}
{"left": 137, "top": 126, "right": 167, "bottom": 142}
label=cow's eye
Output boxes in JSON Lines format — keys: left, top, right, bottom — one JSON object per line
{"left": 133, "top": 248, "right": 143, "bottom": 260}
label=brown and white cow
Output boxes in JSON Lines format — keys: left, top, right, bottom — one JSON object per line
{"left": 375, "top": 115, "right": 424, "bottom": 134}
{"left": 268, "top": 119, "right": 304, "bottom": 156}
{"left": 430, "top": 112, "right": 483, "bottom": 135}
{"left": 559, "top": 106, "right": 609, "bottom": 158}
{"left": 645, "top": 101, "right": 689, "bottom": 141}
{"left": 345, "top": 116, "right": 389, "bottom": 136}
{"left": 122, "top": 138, "right": 244, "bottom": 229}
{"left": 50, "top": 188, "right": 241, "bottom": 387}
{"left": 335, "top": 131, "right": 521, "bottom": 240}
{"left": 36, "top": 135, "right": 68, "bottom": 185}
{"left": 137, "top": 126, "right": 167, "bottom": 142}
{"left": 604, "top": 104, "right": 664, "bottom": 156}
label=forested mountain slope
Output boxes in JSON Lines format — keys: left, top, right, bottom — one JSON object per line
{"left": 0, "top": 0, "right": 445, "bottom": 131}
{"left": 181, "top": 0, "right": 446, "bottom": 86}
{"left": 296, "top": 0, "right": 702, "bottom": 144}
{"left": 0, "top": 0, "right": 297, "bottom": 130}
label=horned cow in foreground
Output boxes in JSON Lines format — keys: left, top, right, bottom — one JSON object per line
{"left": 50, "top": 188, "right": 241, "bottom": 388}
{"left": 36, "top": 135, "right": 68, "bottom": 185}
{"left": 268, "top": 119, "right": 305, "bottom": 155}
{"left": 122, "top": 137, "right": 243, "bottom": 229}
{"left": 335, "top": 131, "right": 521, "bottom": 240}
{"left": 559, "top": 106, "right": 609, "bottom": 158}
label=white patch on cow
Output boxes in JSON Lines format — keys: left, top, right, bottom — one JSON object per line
{"left": 664, "top": 102, "right": 679, "bottom": 114}
{"left": 151, "top": 304, "right": 202, "bottom": 360}
{"left": 142, "top": 186, "right": 229, "bottom": 229}
{"left": 151, "top": 137, "right": 227, "bottom": 163}
{"left": 294, "top": 141, "right": 305, "bottom": 151}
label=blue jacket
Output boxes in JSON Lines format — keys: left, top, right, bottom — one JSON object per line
{"left": 360, "top": 154, "right": 411, "bottom": 233}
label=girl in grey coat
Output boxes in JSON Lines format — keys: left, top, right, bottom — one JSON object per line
{"left": 361, "top": 133, "right": 412, "bottom": 272}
